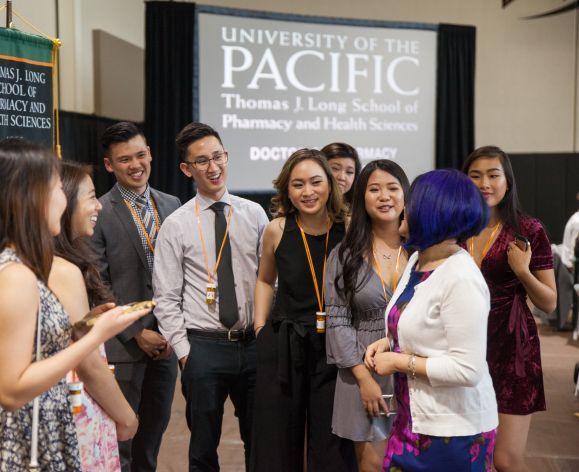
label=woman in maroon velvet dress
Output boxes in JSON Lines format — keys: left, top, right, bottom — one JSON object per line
{"left": 463, "top": 146, "right": 556, "bottom": 472}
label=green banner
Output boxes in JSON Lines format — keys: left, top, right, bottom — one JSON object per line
{"left": 0, "top": 27, "right": 54, "bottom": 146}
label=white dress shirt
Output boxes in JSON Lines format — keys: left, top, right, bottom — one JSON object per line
{"left": 153, "top": 190, "right": 269, "bottom": 359}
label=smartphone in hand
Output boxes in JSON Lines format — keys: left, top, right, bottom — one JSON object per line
{"left": 514, "top": 234, "right": 530, "bottom": 251}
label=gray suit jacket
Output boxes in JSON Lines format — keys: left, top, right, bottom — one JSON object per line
{"left": 91, "top": 184, "right": 181, "bottom": 363}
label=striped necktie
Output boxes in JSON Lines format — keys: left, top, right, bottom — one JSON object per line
{"left": 136, "top": 195, "right": 156, "bottom": 243}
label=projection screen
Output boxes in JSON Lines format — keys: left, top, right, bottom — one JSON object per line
{"left": 196, "top": 8, "right": 437, "bottom": 192}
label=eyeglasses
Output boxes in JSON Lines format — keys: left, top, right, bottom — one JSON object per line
{"left": 185, "top": 151, "right": 229, "bottom": 171}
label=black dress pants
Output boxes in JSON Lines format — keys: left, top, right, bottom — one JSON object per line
{"left": 181, "top": 333, "right": 256, "bottom": 471}
{"left": 250, "top": 321, "right": 355, "bottom": 472}
{"left": 114, "top": 353, "right": 177, "bottom": 472}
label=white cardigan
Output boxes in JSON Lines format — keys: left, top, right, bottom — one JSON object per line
{"left": 386, "top": 249, "right": 498, "bottom": 436}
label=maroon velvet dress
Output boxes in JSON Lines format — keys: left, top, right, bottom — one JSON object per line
{"left": 480, "top": 215, "right": 553, "bottom": 415}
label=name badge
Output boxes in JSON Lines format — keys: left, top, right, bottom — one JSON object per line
{"left": 316, "top": 311, "right": 326, "bottom": 334}
{"left": 206, "top": 283, "right": 217, "bottom": 305}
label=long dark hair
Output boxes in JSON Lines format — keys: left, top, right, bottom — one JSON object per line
{"left": 54, "top": 161, "right": 113, "bottom": 306}
{"left": 462, "top": 145, "right": 523, "bottom": 232}
{"left": 320, "top": 142, "right": 362, "bottom": 206}
{"left": 0, "top": 139, "right": 59, "bottom": 282}
{"left": 336, "top": 160, "right": 409, "bottom": 306}
{"left": 270, "top": 148, "right": 345, "bottom": 223}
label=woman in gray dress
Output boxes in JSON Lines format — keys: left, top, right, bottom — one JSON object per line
{"left": 326, "top": 159, "right": 409, "bottom": 472}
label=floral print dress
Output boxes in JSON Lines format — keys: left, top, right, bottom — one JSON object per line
{"left": 383, "top": 267, "right": 496, "bottom": 472}
{"left": 0, "top": 248, "right": 81, "bottom": 471}
{"left": 67, "top": 344, "right": 121, "bottom": 471}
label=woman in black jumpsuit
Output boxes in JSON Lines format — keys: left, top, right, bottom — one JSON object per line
{"left": 251, "top": 149, "right": 353, "bottom": 472}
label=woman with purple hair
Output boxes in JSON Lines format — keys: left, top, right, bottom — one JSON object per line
{"left": 365, "top": 169, "right": 498, "bottom": 471}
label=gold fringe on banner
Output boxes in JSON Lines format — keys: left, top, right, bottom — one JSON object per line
{"left": 51, "top": 39, "right": 61, "bottom": 159}
{"left": 7, "top": 6, "right": 63, "bottom": 158}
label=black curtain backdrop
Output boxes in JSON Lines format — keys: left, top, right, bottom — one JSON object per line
{"left": 510, "top": 153, "right": 579, "bottom": 244}
{"left": 436, "top": 24, "right": 476, "bottom": 169}
{"left": 145, "top": 1, "right": 277, "bottom": 211}
{"left": 59, "top": 110, "right": 120, "bottom": 198}
{"left": 145, "top": 1, "right": 196, "bottom": 202}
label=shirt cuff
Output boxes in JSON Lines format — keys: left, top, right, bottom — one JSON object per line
{"left": 172, "top": 338, "right": 191, "bottom": 360}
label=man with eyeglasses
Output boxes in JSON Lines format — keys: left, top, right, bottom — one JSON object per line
{"left": 153, "top": 122, "right": 269, "bottom": 471}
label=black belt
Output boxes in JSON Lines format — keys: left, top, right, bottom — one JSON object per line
{"left": 186, "top": 328, "right": 255, "bottom": 342}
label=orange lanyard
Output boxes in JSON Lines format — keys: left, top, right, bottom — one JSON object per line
{"left": 124, "top": 197, "right": 160, "bottom": 254}
{"left": 195, "top": 200, "right": 233, "bottom": 284}
{"left": 468, "top": 223, "right": 502, "bottom": 266}
{"left": 372, "top": 243, "right": 404, "bottom": 296}
{"left": 296, "top": 217, "right": 331, "bottom": 313}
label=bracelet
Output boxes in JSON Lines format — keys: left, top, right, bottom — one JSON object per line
{"left": 254, "top": 325, "right": 265, "bottom": 335}
{"left": 407, "top": 354, "right": 416, "bottom": 380}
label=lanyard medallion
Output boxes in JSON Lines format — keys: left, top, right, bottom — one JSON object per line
{"left": 296, "top": 216, "right": 331, "bottom": 334}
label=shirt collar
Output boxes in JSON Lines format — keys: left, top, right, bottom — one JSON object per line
{"left": 117, "top": 183, "right": 151, "bottom": 204}
{"left": 195, "top": 189, "right": 231, "bottom": 211}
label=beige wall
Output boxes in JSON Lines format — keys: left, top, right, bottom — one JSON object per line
{"left": 6, "top": 0, "right": 578, "bottom": 152}
{"left": 6, "top": 0, "right": 144, "bottom": 117}
{"left": 93, "top": 30, "right": 144, "bottom": 122}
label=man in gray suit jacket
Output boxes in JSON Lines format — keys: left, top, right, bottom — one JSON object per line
{"left": 91, "top": 122, "right": 181, "bottom": 472}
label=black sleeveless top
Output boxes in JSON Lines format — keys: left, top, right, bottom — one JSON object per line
{"left": 272, "top": 214, "right": 345, "bottom": 327}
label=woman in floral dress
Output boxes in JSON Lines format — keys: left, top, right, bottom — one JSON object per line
{"left": 366, "top": 170, "right": 499, "bottom": 471}
{"left": 0, "top": 140, "right": 150, "bottom": 471}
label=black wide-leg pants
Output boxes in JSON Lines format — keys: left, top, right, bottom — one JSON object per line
{"left": 250, "top": 321, "right": 356, "bottom": 472}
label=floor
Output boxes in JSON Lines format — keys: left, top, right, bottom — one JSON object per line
{"left": 157, "top": 324, "right": 579, "bottom": 471}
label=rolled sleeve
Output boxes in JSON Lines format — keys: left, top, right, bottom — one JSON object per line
{"left": 153, "top": 219, "right": 190, "bottom": 359}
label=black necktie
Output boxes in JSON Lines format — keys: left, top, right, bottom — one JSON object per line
{"left": 211, "top": 202, "right": 238, "bottom": 328}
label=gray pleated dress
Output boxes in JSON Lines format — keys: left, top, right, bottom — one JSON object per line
{"left": 325, "top": 245, "right": 394, "bottom": 442}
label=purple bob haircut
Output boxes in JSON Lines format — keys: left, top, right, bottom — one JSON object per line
{"left": 404, "top": 169, "right": 488, "bottom": 251}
